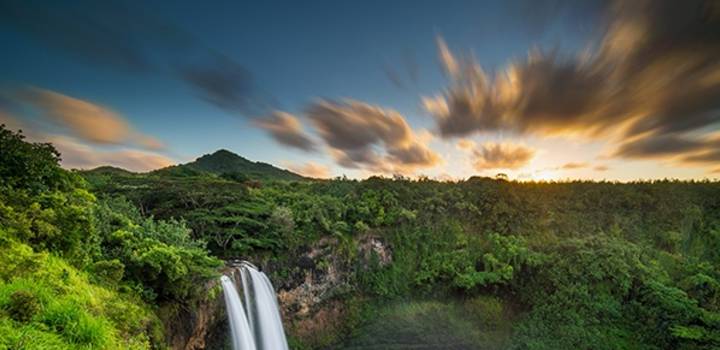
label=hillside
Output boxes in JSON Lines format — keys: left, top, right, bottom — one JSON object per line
{"left": 81, "top": 149, "right": 306, "bottom": 181}
{"left": 154, "top": 149, "right": 305, "bottom": 181}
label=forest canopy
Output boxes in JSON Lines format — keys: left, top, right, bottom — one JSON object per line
{"left": 2, "top": 124, "right": 720, "bottom": 349}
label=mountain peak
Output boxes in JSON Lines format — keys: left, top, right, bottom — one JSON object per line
{"left": 208, "top": 149, "right": 239, "bottom": 157}
{"left": 181, "top": 149, "right": 304, "bottom": 181}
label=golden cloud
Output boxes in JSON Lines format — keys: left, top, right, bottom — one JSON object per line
{"left": 561, "top": 162, "right": 590, "bottom": 170}
{"left": 1, "top": 109, "right": 172, "bottom": 172}
{"left": 49, "top": 135, "right": 174, "bottom": 172}
{"left": 472, "top": 142, "right": 535, "bottom": 170}
{"left": 456, "top": 138, "right": 476, "bottom": 151}
{"left": 17, "top": 87, "right": 164, "bottom": 150}
{"left": 255, "top": 111, "right": 317, "bottom": 151}
{"left": 425, "top": 0, "right": 720, "bottom": 171}
{"left": 594, "top": 165, "right": 610, "bottom": 172}
{"left": 307, "top": 99, "right": 441, "bottom": 174}
{"left": 284, "top": 161, "right": 331, "bottom": 179}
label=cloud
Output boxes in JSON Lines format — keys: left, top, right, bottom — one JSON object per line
{"left": 307, "top": 99, "right": 441, "bottom": 173}
{"left": 133, "top": 134, "right": 166, "bottom": 151}
{"left": 612, "top": 135, "right": 706, "bottom": 160}
{"left": 0, "top": 0, "right": 264, "bottom": 117}
{"left": 611, "top": 133, "right": 720, "bottom": 170}
{"left": 681, "top": 149, "right": 720, "bottom": 164}
{"left": 179, "top": 55, "right": 272, "bottom": 116}
{"left": 594, "top": 165, "right": 610, "bottom": 172}
{"left": 437, "top": 37, "right": 460, "bottom": 78}
{"left": 456, "top": 138, "right": 476, "bottom": 151}
{"left": 284, "top": 161, "right": 330, "bottom": 179}
{"left": 14, "top": 87, "right": 163, "bottom": 150}
{"left": 1, "top": 106, "right": 173, "bottom": 172}
{"left": 255, "top": 111, "right": 317, "bottom": 151}
{"left": 0, "top": 118, "right": 173, "bottom": 172}
{"left": 0, "top": 110, "right": 24, "bottom": 132}
{"left": 19, "top": 88, "right": 129, "bottom": 144}
{"left": 425, "top": 0, "right": 720, "bottom": 171}
{"left": 49, "top": 136, "right": 174, "bottom": 172}
{"left": 560, "top": 162, "right": 589, "bottom": 170}
{"left": 472, "top": 142, "right": 535, "bottom": 170}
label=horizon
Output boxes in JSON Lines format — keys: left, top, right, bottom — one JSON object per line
{"left": 1, "top": 0, "right": 719, "bottom": 182}
{"left": 77, "top": 147, "right": 720, "bottom": 184}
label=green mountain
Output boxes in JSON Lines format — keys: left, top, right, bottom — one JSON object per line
{"left": 83, "top": 165, "right": 136, "bottom": 176}
{"left": 156, "top": 149, "right": 305, "bottom": 181}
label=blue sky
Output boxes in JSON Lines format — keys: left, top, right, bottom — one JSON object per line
{"left": 1, "top": 0, "right": 718, "bottom": 180}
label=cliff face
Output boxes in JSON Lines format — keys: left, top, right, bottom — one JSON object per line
{"left": 161, "top": 277, "right": 228, "bottom": 350}
{"left": 167, "top": 234, "right": 392, "bottom": 349}
{"left": 275, "top": 234, "right": 392, "bottom": 348}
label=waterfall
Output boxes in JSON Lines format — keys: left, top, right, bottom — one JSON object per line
{"left": 220, "top": 276, "right": 257, "bottom": 350}
{"left": 220, "top": 262, "right": 289, "bottom": 350}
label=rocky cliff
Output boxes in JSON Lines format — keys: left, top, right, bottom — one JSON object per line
{"left": 169, "top": 234, "right": 392, "bottom": 349}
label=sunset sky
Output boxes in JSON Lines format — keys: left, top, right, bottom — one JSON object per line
{"left": 1, "top": 0, "right": 718, "bottom": 181}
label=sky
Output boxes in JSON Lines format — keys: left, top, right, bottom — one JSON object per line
{"left": 0, "top": 0, "right": 718, "bottom": 181}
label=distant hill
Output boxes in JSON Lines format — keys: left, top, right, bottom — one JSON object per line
{"left": 154, "top": 149, "right": 305, "bottom": 181}
{"left": 81, "top": 149, "right": 306, "bottom": 181}
{"left": 83, "top": 166, "right": 136, "bottom": 175}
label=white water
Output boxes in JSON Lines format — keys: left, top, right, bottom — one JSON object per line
{"left": 220, "top": 276, "right": 257, "bottom": 350}
{"left": 220, "top": 262, "right": 289, "bottom": 350}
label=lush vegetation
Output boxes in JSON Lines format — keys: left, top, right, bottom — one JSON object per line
{"left": 3, "top": 123, "right": 720, "bottom": 349}
{"left": 0, "top": 125, "right": 221, "bottom": 349}
{"left": 154, "top": 149, "right": 305, "bottom": 181}
{"left": 82, "top": 147, "right": 720, "bottom": 349}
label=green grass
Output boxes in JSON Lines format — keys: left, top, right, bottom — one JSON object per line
{"left": 0, "top": 234, "right": 161, "bottom": 349}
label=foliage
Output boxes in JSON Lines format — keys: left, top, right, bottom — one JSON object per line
{"left": 81, "top": 154, "right": 720, "bottom": 349}
{"left": 0, "top": 125, "right": 66, "bottom": 194}
{"left": 4, "top": 290, "right": 40, "bottom": 323}
{"left": 0, "top": 233, "right": 161, "bottom": 349}
{"left": 4, "top": 123, "right": 720, "bottom": 348}
{"left": 0, "top": 125, "right": 221, "bottom": 348}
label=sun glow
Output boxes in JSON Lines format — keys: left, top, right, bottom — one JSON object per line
{"left": 531, "top": 169, "right": 557, "bottom": 182}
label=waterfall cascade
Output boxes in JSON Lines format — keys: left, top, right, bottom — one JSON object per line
{"left": 220, "top": 262, "right": 289, "bottom": 350}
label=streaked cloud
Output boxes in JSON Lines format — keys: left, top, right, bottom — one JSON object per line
{"left": 456, "top": 138, "right": 476, "bottom": 151}
{"left": 179, "top": 55, "right": 272, "bottom": 116}
{"left": 0, "top": 116, "right": 173, "bottom": 172}
{"left": 15, "top": 87, "right": 163, "bottom": 150}
{"left": 681, "top": 149, "right": 720, "bottom": 165}
{"left": 612, "top": 133, "right": 720, "bottom": 169}
{"left": 0, "top": 110, "right": 24, "bottom": 132}
{"left": 560, "top": 162, "right": 589, "bottom": 170}
{"left": 284, "top": 161, "right": 330, "bottom": 179}
{"left": 594, "top": 165, "right": 610, "bottom": 172}
{"left": 255, "top": 111, "right": 317, "bottom": 152}
{"left": 472, "top": 142, "right": 535, "bottom": 170}
{"left": 2, "top": 88, "right": 173, "bottom": 172}
{"left": 612, "top": 135, "right": 706, "bottom": 160}
{"left": 437, "top": 37, "right": 460, "bottom": 79}
{"left": 49, "top": 135, "right": 174, "bottom": 172}
{"left": 307, "top": 99, "right": 441, "bottom": 173}
{"left": 0, "top": 0, "right": 266, "bottom": 118}
{"left": 425, "top": 0, "right": 720, "bottom": 172}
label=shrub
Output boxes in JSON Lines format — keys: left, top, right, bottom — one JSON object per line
{"left": 4, "top": 290, "right": 40, "bottom": 323}
{"left": 89, "top": 259, "right": 125, "bottom": 286}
